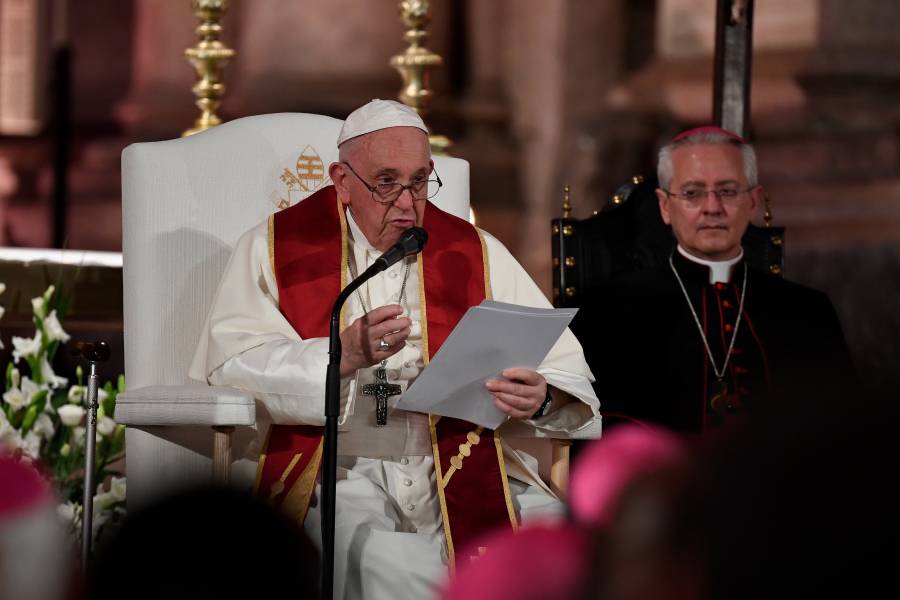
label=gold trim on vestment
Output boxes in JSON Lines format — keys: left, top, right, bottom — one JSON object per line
{"left": 269, "top": 452, "right": 303, "bottom": 501}
{"left": 476, "top": 229, "right": 493, "bottom": 300}
{"left": 494, "top": 429, "right": 519, "bottom": 532}
{"left": 442, "top": 426, "right": 484, "bottom": 487}
{"left": 267, "top": 215, "right": 276, "bottom": 286}
{"left": 252, "top": 425, "right": 274, "bottom": 494}
{"left": 417, "top": 254, "right": 430, "bottom": 367}
{"left": 282, "top": 437, "right": 324, "bottom": 524}
{"left": 429, "top": 414, "right": 456, "bottom": 573}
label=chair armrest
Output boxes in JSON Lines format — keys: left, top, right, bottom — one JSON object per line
{"left": 114, "top": 384, "right": 256, "bottom": 427}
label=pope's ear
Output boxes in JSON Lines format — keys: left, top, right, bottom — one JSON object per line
{"left": 656, "top": 188, "right": 672, "bottom": 225}
{"left": 330, "top": 162, "right": 350, "bottom": 203}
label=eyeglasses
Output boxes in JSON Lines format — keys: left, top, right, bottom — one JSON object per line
{"left": 342, "top": 161, "right": 442, "bottom": 204}
{"left": 662, "top": 186, "right": 756, "bottom": 207}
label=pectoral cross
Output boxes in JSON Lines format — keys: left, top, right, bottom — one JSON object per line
{"left": 362, "top": 361, "right": 402, "bottom": 426}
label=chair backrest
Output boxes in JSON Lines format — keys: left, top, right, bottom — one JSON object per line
{"left": 551, "top": 173, "right": 786, "bottom": 308}
{"left": 122, "top": 113, "right": 470, "bottom": 390}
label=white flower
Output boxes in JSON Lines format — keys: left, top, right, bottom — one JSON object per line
{"left": 72, "top": 426, "right": 85, "bottom": 447}
{"left": 40, "top": 357, "right": 68, "bottom": 389}
{"left": 0, "top": 282, "right": 6, "bottom": 295}
{"left": 109, "top": 477, "right": 126, "bottom": 503}
{"left": 93, "top": 477, "right": 126, "bottom": 512}
{"left": 97, "top": 416, "right": 116, "bottom": 437}
{"left": 0, "top": 305, "right": 4, "bottom": 321}
{"left": 11, "top": 334, "right": 41, "bottom": 363}
{"left": 20, "top": 376, "right": 46, "bottom": 412}
{"left": 68, "top": 386, "right": 85, "bottom": 404}
{"left": 58, "top": 404, "right": 85, "bottom": 427}
{"left": 19, "top": 430, "right": 42, "bottom": 459}
{"left": 43, "top": 310, "right": 70, "bottom": 343}
{"left": 2, "top": 386, "right": 25, "bottom": 411}
{"left": 31, "top": 295, "right": 46, "bottom": 320}
{"left": 57, "top": 501, "right": 80, "bottom": 526}
{"left": 0, "top": 413, "right": 22, "bottom": 450}
{"left": 33, "top": 413, "right": 56, "bottom": 439}
{"left": 66, "top": 385, "right": 107, "bottom": 406}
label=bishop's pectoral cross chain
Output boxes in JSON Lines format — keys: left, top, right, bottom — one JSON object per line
{"left": 347, "top": 243, "right": 411, "bottom": 427}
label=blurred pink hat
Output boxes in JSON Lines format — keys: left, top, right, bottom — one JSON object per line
{"left": 569, "top": 424, "right": 687, "bottom": 529}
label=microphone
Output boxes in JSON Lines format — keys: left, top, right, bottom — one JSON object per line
{"left": 372, "top": 226, "right": 428, "bottom": 272}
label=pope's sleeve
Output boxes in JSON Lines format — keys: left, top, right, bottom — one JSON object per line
{"left": 480, "top": 230, "right": 600, "bottom": 434}
{"left": 188, "top": 219, "right": 351, "bottom": 426}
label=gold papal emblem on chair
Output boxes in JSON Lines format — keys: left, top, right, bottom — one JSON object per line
{"left": 273, "top": 145, "right": 328, "bottom": 210}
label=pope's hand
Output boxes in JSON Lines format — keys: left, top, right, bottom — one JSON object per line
{"left": 485, "top": 368, "right": 547, "bottom": 420}
{"left": 340, "top": 304, "right": 412, "bottom": 377}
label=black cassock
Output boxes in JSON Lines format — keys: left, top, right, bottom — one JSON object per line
{"left": 571, "top": 251, "right": 856, "bottom": 434}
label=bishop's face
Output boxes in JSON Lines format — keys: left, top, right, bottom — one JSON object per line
{"left": 331, "top": 127, "right": 431, "bottom": 252}
{"left": 657, "top": 143, "right": 761, "bottom": 261}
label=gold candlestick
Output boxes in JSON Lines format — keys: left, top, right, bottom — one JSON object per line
{"left": 390, "top": 0, "right": 451, "bottom": 154}
{"left": 182, "top": 0, "right": 234, "bottom": 137}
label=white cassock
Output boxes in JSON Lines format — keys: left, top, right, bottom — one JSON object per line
{"left": 189, "top": 209, "right": 599, "bottom": 600}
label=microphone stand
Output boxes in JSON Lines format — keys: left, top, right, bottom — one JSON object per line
{"left": 321, "top": 261, "right": 388, "bottom": 600}
{"left": 321, "top": 226, "right": 426, "bottom": 599}
{"left": 70, "top": 341, "right": 111, "bottom": 572}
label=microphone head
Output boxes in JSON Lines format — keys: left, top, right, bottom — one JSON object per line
{"left": 400, "top": 227, "right": 428, "bottom": 255}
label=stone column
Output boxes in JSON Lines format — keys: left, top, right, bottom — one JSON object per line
{"left": 497, "top": 0, "right": 628, "bottom": 291}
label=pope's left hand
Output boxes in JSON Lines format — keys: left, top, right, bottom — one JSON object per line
{"left": 485, "top": 368, "right": 547, "bottom": 420}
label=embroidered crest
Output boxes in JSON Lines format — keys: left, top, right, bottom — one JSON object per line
{"left": 272, "top": 145, "right": 329, "bottom": 210}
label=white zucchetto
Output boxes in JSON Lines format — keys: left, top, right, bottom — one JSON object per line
{"left": 337, "top": 99, "right": 428, "bottom": 147}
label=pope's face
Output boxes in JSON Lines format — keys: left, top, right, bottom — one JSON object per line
{"left": 331, "top": 127, "right": 431, "bottom": 252}
{"left": 657, "top": 143, "right": 761, "bottom": 261}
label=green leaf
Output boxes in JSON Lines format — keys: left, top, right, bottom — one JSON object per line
{"left": 10, "top": 408, "right": 25, "bottom": 429}
{"left": 51, "top": 391, "right": 67, "bottom": 410}
{"left": 102, "top": 385, "right": 116, "bottom": 416}
{"left": 117, "top": 375, "right": 126, "bottom": 394}
{"left": 47, "top": 340, "right": 60, "bottom": 363}
{"left": 20, "top": 404, "right": 39, "bottom": 434}
{"left": 29, "top": 389, "right": 48, "bottom": 411}
{"left": 26, "top": 356, "right": 41, "bottom": 385}
{"left": 5, "top": 362, "right": 13, "bottom": 390}
{"left": 111, "top": 425, "right": 126, "bottom": 453}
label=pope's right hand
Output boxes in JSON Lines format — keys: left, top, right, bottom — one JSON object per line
{"left": 339, "top": 304, "right": 412, "bottom": 377}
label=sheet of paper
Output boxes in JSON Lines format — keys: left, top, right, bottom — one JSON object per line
{"left": 396, "top": 300, "right": 578, "bottom": 429}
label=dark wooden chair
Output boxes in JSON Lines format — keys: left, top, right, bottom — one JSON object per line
{"left": 551, "top": 174, "right": 785, "bottom": 309}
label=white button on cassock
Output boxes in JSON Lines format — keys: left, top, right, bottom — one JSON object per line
{"left": 400, "top": 457, "right": 409, "bottom": 465}
{"left": 403, "top": 478, "right": 413, "bottom": 487}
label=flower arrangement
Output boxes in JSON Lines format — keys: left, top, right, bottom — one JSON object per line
{"left": 0, "top": 283, "right": 127, "bottom": 545}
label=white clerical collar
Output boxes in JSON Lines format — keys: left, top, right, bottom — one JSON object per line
{"left": 345, "top": 207, "right": 379, "bottom": 256}
{"left": 677, "top": 245, "right": 743, "bottom": 285}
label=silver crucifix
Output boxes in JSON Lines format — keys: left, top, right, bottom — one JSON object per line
{"left": 361, "top": 361, "right": 402, "bottom": 426}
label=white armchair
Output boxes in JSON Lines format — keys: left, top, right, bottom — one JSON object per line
{"left": 115, "top": 112, "right": 590, "bottom": 511}
{"left": 115, "top": 113, "right": 472, "bottom": 509}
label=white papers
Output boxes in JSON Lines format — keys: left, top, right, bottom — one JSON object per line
{"left": 396, "top": 300, "right": 578, "bottom": 429}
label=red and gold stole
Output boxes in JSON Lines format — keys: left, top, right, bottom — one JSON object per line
{"left": 254, "top": 185, "right": 517, "bottom": 567}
